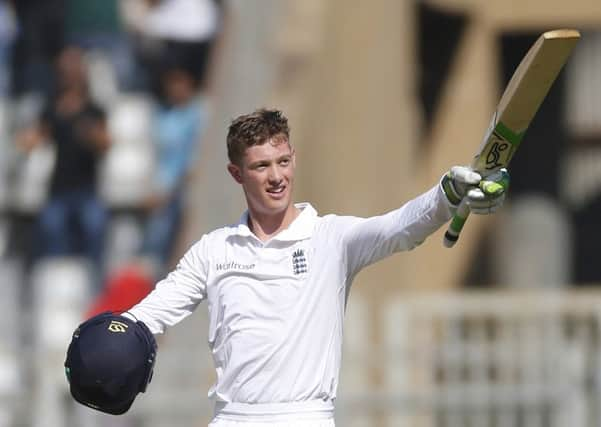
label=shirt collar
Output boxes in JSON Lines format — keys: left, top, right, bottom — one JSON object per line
{"left": 234, "top": 203, "right": 318, "bottom": 242}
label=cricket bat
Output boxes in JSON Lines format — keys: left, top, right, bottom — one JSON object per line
{"left": 443, "top": 28, "right": 581, "bottom": 248}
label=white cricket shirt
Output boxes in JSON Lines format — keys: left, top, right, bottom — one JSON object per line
{"left": 126, "top": 184, "right": 453, "bottom": 411}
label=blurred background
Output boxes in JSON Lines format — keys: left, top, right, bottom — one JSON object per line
{"left": 1, "top": 0, "right": 601, "bottom": 426}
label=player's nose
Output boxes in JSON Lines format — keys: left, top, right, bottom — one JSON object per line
{"left": 267, "top": 165, "right": 283, "bottom": 183}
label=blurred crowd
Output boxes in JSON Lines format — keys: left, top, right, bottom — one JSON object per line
{"left": 0, "top": 1, "right": 224, "bottom": 425}
{"left": 2, "top": 0, "right": 224, "bottom": 287}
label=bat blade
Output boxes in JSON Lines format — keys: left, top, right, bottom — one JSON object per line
{"left": 474, "top": 29, "right": 580, "bottom": 175}
{"left": 443, "top": 29, "right": 580, "bottom": 248}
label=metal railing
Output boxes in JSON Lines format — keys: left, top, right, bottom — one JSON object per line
{"left": 338, "top": 290, "right": 601, "bottom": 427}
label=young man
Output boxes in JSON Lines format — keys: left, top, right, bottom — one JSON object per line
{"left": 117, "top": 109, "right": 506, "bottom": 425}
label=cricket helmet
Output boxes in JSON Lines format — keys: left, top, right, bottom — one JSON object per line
{"left": 64, "top": 312, "right": 157, "bottom": 415}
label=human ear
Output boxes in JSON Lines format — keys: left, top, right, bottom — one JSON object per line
{"left": 227, "top": 163, "right": 243, "bottom": 184}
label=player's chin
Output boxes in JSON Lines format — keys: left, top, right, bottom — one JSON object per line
{"left": 265, "top": 197, "right": 290, "bottom": 211}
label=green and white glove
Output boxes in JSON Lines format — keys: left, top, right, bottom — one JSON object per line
{"left": 441, "top": 166, "right": 510, "bottom": 215}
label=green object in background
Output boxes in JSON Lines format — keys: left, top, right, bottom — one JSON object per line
{"left": 65, "top": 0, "right": 123, "bottom": 36}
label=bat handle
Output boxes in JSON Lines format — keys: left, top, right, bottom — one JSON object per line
{"left": 443, "top": 199, "right": 470, "bottom": 248}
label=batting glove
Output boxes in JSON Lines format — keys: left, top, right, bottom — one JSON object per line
{"left": 441, "top": 166, "right": 510, "bottom": 215}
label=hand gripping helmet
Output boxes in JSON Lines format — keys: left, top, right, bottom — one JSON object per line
{"left": 64, "top": 312, "right": 157, "bottom": 415}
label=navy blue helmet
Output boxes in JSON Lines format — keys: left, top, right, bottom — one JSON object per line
{"left": 65, "top": 312, "right": 157, "bottom": 415}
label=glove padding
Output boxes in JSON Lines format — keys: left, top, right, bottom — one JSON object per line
{"left": 441, "top": 166, "right": 509, "bottom": 215}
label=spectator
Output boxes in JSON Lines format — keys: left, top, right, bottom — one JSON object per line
{"left": 140, "top": 62, "right": 205, "bottom": 273}
{"left": 16, "top": 46, "right": 111, "bottom": 285}
{"left": 10, "top": 0, "right": 65, "bottom": 97}
{"left": 131, "top": 0, "right": 223, "bottom": 96}
{"left": 63, "top": 0, "right": 138, "bottom": 91}
{"left": 0, "top": 0, "right": 16, "bottom": 96}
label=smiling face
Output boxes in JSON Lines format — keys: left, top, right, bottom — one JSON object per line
{"left": 227, "top": 138, "right": 296, "bottom": 221}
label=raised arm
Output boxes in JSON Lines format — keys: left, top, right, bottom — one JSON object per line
{"left": 341, "top": 185, "right": 452, "bottom": 279}
{"left": 340, "top": 165, "right": 510, "bottom": 278}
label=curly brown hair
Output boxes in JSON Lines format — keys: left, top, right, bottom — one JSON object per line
{"left": 227, "top": 109, "right": 290, "bottom": 165}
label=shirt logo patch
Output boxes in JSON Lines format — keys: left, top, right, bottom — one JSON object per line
{"left": 292, "top": 249, "right": 308, "bottom": 275}
{"left": 216, "top": 262, "right": 256, "bottom": 271}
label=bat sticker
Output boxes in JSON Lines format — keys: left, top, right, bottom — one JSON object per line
{"left": 485, "top": 137, "right": 510, "bottom": 170}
